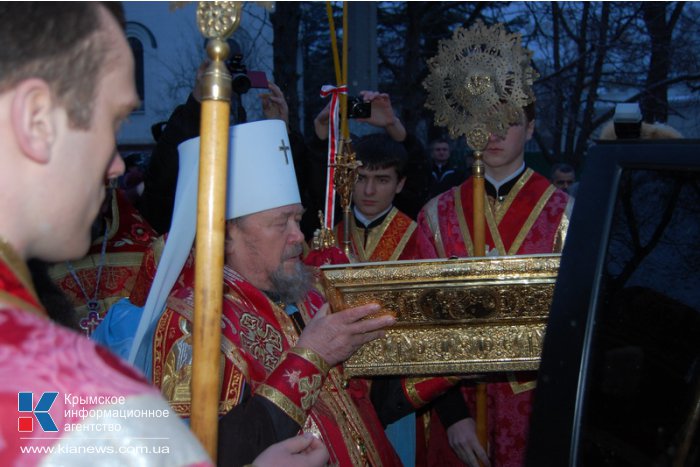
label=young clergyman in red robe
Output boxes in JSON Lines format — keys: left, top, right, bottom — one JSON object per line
{"left": 331, "top": 133, "right": 436, "bottom": 263}
{"left": 306, "top": 128, "right": 479, "bottom": 467}
{"left": 0, "top": 4, "right": 202, "bottom": 465}
{"left": 417, "top": 102, "right": 573, "bottom": 467}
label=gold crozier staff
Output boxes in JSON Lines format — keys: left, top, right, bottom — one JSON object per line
{"left": 191, "top": 2, "right": 240, "bottom": 459}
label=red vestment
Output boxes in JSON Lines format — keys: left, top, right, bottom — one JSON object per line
{"left": 0, "top": 241, "right": 210, "bottom": 466}
{"left": 416, "top": 169, "right": 572, "bottom": 467}
{"left": 334, "top": 207, "right": 437, "bottom": 262}
{"left": 49, "top": 189, "right": 157, "bottom": 336}
{"left": 151, "top": 251, "right": 456, "bottom": 466}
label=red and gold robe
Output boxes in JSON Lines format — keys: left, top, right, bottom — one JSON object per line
{"left": 0, "top": 241, "right": 210, "bottom": 466}
{"left": 416, "top": 168, "right": 572, "bottom": 467}
{"left": 334, "top": 207, "right": 437, "bottom": 262}
{"left": 151, "top": 250, "right": 456, "bottom": 466}
{"left": 49, "top": 189, "right": 157, "bottom": 336}
{"left": 418, "top": 169, "right": 571, "bottom": 258}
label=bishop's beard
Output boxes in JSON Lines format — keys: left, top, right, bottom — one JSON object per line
{"left": 269, "top": 247, "right": 315, "bottom": 304}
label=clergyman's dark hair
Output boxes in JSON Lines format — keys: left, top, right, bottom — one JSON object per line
{"left": 0, "top": 2, "right": 126, "bottom": 129}
{"left": 354, "top": 133, "right": 408, "bottom": 179}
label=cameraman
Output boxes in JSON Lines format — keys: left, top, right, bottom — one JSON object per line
{"left": 136, "top": 62, "right": 205, "bottom": 234}
{"left": 307, "top": 91, "right": 429, "bottom": 221}
{"left": 137, "top": 61, "right": 312, "bottom": 235}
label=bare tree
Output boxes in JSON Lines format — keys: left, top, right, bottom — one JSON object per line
{"left": 527, "top": 1, "right": 699, "bottom": 167}
{"left": 375, "top": 2, "right": 497, "bottom": 140}
{"left": 278, "top": 2, "right": 700, "bottom": 169}
{"left": 641, "top": 2, "right": 685, "bottom": 123}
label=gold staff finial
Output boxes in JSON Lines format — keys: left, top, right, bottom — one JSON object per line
{"left": 197, "top": 1, "right": 242, "bottom": 39}
{"left": 334, "top": 139, "right": 361, "bottom": 257}
{"left": 312, "top": 211, "right": 336, "bottom": 250}
{"left": 195, "top": 1, "right": 243, "bottom": 102}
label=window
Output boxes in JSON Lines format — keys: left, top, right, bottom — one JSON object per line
{"left": 527, "top": 140, "right": 700, "bottom": 466}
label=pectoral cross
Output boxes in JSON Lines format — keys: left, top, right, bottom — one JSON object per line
{"left": 80, "top": 310, "right": 103, "bottom": 337}
{"left": 278, "top": 140, "right": 290, "bottom": 164}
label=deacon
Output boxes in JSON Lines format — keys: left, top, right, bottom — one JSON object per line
{"left": 305, "top": 131, "right": 487, "bottom": 467}
{"left": 417, "top": 102, "right": 573, "bottom": 466}
{"left": 330, "top": 133, "right": 437, "bottom": 262}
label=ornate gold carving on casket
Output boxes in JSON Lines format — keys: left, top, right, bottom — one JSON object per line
{"left": 321, "top": 254, "right": 559, "bottom": 377}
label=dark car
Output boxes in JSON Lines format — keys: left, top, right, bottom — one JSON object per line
{"left": 526, "top": 140, "right": 700, "bottom": 467}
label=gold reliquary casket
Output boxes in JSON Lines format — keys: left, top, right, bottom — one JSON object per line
{"left": 321, "top": 254, "right": 560, "bottom": 378}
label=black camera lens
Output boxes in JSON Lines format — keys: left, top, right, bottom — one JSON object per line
{"left": 232, "top": 74, "right": 251, "bottom": 94}
{"left": 347, "top": 96, "right": 371, "bottom": 119}
{"left": 226, "top": 54, "right": 251, "bottom": 95}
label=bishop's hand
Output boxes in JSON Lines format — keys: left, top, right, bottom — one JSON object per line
{"left": 296, "top": 303, "right": 395, "bottom": 367}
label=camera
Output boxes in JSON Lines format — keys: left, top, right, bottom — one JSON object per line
{"left": 347, "top": 96, "right": 371, "bottom": 119}
{"left": 225, "top": 54, "right": 269, "bottom": 95}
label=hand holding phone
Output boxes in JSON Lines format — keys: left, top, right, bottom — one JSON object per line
{"left": 261, "top": 82, "right": 289, "bottom": 124}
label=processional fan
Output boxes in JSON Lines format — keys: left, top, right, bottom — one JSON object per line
{"left": 422, "top": 20, "right": 539, "bottom": 451}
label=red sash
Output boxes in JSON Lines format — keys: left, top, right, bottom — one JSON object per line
{"left": 416, "top": 169, "right": 572, "bottom": 467}
{"left": 334, "top": 207, "right": 438, "bottom": 262}
{"left": 0, "top": 245, "right": 44, "bottom": 316}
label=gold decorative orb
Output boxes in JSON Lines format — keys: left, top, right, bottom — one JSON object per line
{"left": 467, "top": 126, "right": 490, "bottom": 151}
{"left": 206, "top": 38, "right": 229, "bottom": 62}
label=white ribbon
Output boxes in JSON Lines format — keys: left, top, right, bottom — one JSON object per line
{"left": 319, "top": 84, "right": 347, "bottom": 230}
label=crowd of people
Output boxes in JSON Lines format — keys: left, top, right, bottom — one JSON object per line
{"left": 3, "top": 2, "right": 683, "bottom": 466}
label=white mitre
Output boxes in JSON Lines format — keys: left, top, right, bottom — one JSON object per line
{"left": 225, "top": 119, "right": 300, "bottom": 218}
{"left": 128, "top": 119, "right": 299, "bottom": 369}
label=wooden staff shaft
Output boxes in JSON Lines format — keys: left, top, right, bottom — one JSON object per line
{"left": 342, "top": 205, "right": 352, "bottom": 257}
{"left": 340, "top": 1, "right": 352, "bottom": 255}
{"left": 342, "top": 1, "right": 348, "bottom": 86}
{"left": 472, "top": 175, "right": 486, "bottom": 257}
{"left": 340, "top": 1, "right": 349, "bottom": 140}
{"left": 191, "top": 99, "right": 230, "bottom": 460}
{"left": 476, "top": 383, "right": 488, "bottom": 457}
{"left": 472, "top": 151, "right": 488, "bottom": 456}
{"left": 326, "top": 1, "right": 342, "bottom": 85}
